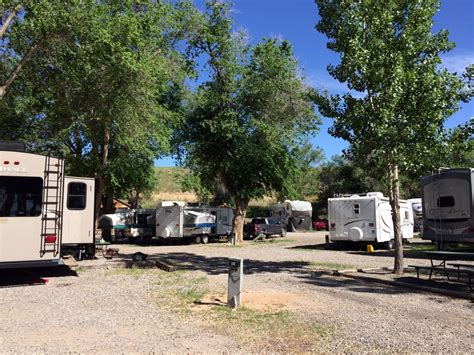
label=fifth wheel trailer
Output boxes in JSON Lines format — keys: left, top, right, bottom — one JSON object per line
{"left": 328, "top": 192, "right": 414, "bottom": 248}
{"left": 0, "top": 142, "right": 95, "bottom": 269}
{"left": 421, "top": 168, "right": 474, "bottom": 245}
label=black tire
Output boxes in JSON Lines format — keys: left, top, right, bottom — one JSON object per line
{"left": 194, "top": 235, "right": 202, "bottom": 244}
{"left": 280, "top": 228, "right": 287, "bottom": 238}
{"left": 385, "top": 239, "right": 394, "bottom": 250}
{"left": 201, "top": 235, "right": 209, "bottom": 244}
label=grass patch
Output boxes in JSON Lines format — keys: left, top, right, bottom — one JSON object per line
{"left": 107, "top": 267, "right": 154, "bottom": 278}
{"left": 210, "top": 306, "right": 330, "bottom": 352}
{"left": 152, "top": 271, "right": 332, "bottom": 352}
{"left": 309, "top": 261, "right": 355, "bottom": 271}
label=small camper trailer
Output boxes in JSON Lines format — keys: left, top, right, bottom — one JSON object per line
{"left": 155, "top": 202, "right": 214, "bottom": 243}
{"left": 270, "top": 200, "right": 312, "bottom": 231}
{"left": 407, "top": 198, "right": 423, "bottom": 232}
{"left": 153, "top": 202, "right": 233, "bottom": 244}
{"left": 328, "top": 192, "right": 414, "bottom": 248}
{"left": 0, "top": 142, "right": 95, "bottom": 268}
{"left": 421, "top": 168, "right": 474, "bottom": 245}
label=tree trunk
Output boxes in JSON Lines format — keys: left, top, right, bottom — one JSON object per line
{"left": 0, "top": 5, "right": 21, "bottom": 39}
{"left": 389, "top": 163, "right": 404, "bottom": 274}
{"left": 93, "top": 125, "right": 111, "bottom": 222}
{"left": 232, "top": 197, "right": 249, "bottom": 244}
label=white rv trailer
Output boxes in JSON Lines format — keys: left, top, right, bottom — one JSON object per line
{"left": 189, "top": 205, "right": 234, "bottom": 237}
{"left": 407, "top": 198, "right": 423, "bottom": 232}
{"left": 155, "top": 202, "right": 215, "bottom": 243}
{"left": 328, "top": 192, "right": 414, "bottom": 248}
{"left": 421, "top": 168, "right": 474, "bottom": 245}
{"left": 0, "top": 142, "right": 95, "bottom": 268}
{"left": 270, "top": 200, "right": 312, "bottom": 231}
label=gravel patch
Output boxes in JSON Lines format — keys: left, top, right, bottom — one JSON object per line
{"left": 0, "top": 232, "right": 472, "bottom": 353}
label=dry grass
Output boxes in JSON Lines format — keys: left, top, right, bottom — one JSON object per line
{"left": 152, "top": 271, "right": 332, "bottom": 352}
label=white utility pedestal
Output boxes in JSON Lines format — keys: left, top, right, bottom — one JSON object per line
{"left": 227, "top": 258, "right": 243, "bottom": 309}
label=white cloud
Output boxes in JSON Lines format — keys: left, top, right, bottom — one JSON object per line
{"left": 440, "top": 52, "right": 474, "bottom": 74}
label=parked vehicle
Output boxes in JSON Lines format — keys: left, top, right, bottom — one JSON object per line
{"left": 154, "top": 202, "right": 234, "bottom": 244}
{"left": 313, "top": 218, "right": 329, "bottom": 231}
{"left": 0, "top": 141, "right": 95, "bottom": 269}
{"left": 270, "top": 200, "right": 312, "bottom": 231}
{"left": 328, "top": 192, "right": 414, "bottom": 249}
{"left": 421, "top": 168, "right": 474, "bottom": 245}
{"left": 407, "top": 198, "right": 423, "bottom": 232}
{"left": 244, "top": 217, "right": 286, "bottom": 239}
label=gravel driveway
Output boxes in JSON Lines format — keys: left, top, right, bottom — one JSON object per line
{"left": 0, "top": 232, "right": 472, "bottom": 353}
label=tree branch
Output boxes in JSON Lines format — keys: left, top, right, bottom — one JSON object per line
{"left": 0, "top": 38, "right": 42, "bottom": 98}
{"left": 0, "top": 4, "right": 21, "bottom": 39}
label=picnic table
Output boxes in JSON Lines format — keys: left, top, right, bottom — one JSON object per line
{"left": 408, "top": 251, "right": 474, "bottom": 291}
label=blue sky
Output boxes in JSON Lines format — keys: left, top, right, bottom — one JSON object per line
{"left": 156, "top": 0, "right": 474, "bottom": 166}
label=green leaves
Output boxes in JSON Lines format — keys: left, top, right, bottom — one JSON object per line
{"left": 315, "top": 0, "right": 467, "bottom": 174}
{"left": 178, "top": 1, "right": 320, "bottom": 208}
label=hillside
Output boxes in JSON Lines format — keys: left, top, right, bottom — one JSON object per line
{"left": 141, "top": 167, "right": 276, "bottom": 210}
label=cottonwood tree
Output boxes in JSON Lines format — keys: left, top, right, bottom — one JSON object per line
{"left": 0, "top": 1, "right": 195, "bottom": 222}
{"left": 177, "top": 1, "right": 319, "bottom": 243}
{"left": 0, "top": 1, "right": 71, "bottom": 98}
{"left": 315, "top": 0, "right": 469, "bottom": 273}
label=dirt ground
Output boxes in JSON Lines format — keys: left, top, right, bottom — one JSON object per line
{"left": 0, "top": 232, "right": 472, "bottom": 353}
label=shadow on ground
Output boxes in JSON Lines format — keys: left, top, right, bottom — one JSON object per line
{"left": 116, "top": 251, "right": 313, "bottom": 276}
{"left": 0, "top": 266, "right": 78, "bottom": 288}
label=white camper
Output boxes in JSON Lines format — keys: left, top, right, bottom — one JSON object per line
{"left": 0, "top": 142, "right": 95, "bottom": 268}
{"left": 191, "top": 206, "right": 234, "bottom": 237}
{"left": 270, "top": 200, "right": 312, "bottom": 231}
{"left": 421, "top": 168, "right": 474, "bottom": 245}
{"left": 407, "top": 198, "right": 423, "bottom": 232}
{"left": 155, "top": 202, "right": 215, "bottom": 244}
{"left": 0, "top": 142, "right": 94, "bottom": 268}
{"left": 328, "top": 192, "right": 414, "bottom": 248}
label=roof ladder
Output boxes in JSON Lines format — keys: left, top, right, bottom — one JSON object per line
{"left": 40, "top": 155, "right": 64, "bottom": 257}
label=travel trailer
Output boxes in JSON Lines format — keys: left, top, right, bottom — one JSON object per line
{"left": 421, "top": 168, "right": 474, "bottom": 245}
{"left": 270, "top": 200, "right": 312, "bottom": 231}
{"left": 328, "top": 192, "right": 414, "bottom": 249}
{"left": 407, "top": 198, "right": 423, "bottom": 232}
{"left": 0, "top": 142, "right": 95, "bottom": 269}
{"left": 154, "top": 202, "right": 234, "bottom": 244}
{"left": 98, "top": 208, "right": 155, "bottom": 242}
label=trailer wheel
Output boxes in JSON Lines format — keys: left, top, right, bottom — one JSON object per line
{"left": 280, "top": 228, "right": 287, "bottom": 238}
{"left": 194, "top": 235, "right": 202, "bottom": 244}
{"left": 385, "top": 239, "right": 394, "bottom": 250}
{"left": 201, "top": 235, "right": 209, "bottom": 244}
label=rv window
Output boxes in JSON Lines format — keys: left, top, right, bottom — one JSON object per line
{"left": 354, "top": 204, "right": 360, "bottom": 215}
{"left": 67, "top": 182, "right": 87, "bottom": 210}
{"left": 404, "top": 211, "right": 409, "bottom": 220}
{"left": 0, "top": 177, "right": 43, "bottom": 217}
{"left": 437, "top": 196, "right": 454, "bottom": 208}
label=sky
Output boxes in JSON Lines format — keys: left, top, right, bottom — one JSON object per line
{"left": 156, "top": 0, "right": 474, "bottom": 166}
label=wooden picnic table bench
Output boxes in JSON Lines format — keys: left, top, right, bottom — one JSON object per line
{"left": 408, "top": 251, "right": 474, "bottom": 291}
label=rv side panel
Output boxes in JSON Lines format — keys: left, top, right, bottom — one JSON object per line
{"left": 0, "top": 151, "right": 62, "bottom": 268}
{"left": 62, "top": 177, "right": 95, "bottom": 247}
